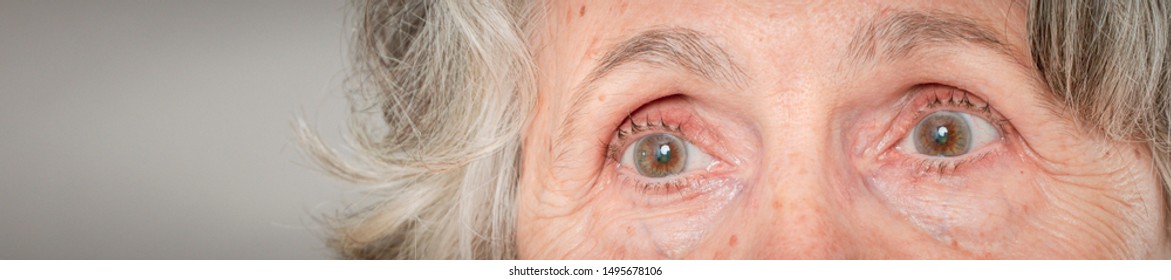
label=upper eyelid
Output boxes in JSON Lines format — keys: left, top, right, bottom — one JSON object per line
{"left": 871, "top": 86, "right": 1009, "bottom": 152}
{"left": 616, "top": 113, "right": 686, "bottom": 140}
{"left": 906, "top": 87, "right": 1004, "bottom": 125}
{"left": 913, "top": 98, "right": 996, "bottom": 125}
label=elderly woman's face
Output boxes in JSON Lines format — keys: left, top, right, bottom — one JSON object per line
{"left": 517, "top": 0, "right": 1169, "bottom": 258}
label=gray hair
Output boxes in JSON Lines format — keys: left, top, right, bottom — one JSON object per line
{"left": 300, "top": 0, "right": 537, "bottom": 259}
{"left": 301, "top": 0, "right": 1171, "bottom": 259}
{"left": 1029, "top": 0, "right": 1170, "bottom": 234}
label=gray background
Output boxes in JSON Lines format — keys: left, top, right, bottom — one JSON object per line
{"left": 1, "top": 0, "right": 352, "bottom": 259}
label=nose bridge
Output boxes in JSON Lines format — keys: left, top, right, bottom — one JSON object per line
{"left": 751, "top": 88, "right": 858, "bottom": 259}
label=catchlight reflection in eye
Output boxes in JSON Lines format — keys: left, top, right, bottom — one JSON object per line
{"left": 621, "top": 133, "right": 714, "bottom": 178}
{"left": 903, "top": 111, "right": 1000, "bottom": 157}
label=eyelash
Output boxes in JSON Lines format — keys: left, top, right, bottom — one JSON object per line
{"left": 607, "top": 112, "right": 686, "bottom": 161}
{"left": 603, "top": 87, "right": 1011, "bottom": 193}
{"left": 899, "top": 87, "right": 1010, "bottom": 174}
{"left": 605, "top": 112, "right": 705, "bottom": 195}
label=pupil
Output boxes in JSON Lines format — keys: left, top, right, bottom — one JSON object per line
{"left": 933, "top": 126, "right": 949, "bottom": 145}
{"left": 656, "top": 144, "right": 672, "bottom": 164}
{"left": 632, "top": 134, "right": 688, "bottom": 178}
{"left": 912, "top": 111, "right": 971, "bottom": 157}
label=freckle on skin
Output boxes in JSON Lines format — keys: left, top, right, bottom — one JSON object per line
{"left": 728, "top": 235, "right": 738, "bottom": 247}
{"left": 579, "top": 6, "right": 586, "bottom": 17}
{"left": 625, "top": 226, "right": 634, "bottom": 236}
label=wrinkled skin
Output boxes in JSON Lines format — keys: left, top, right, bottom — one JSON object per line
{"left": 518, "top": 0, "right": 1170, "bottom": 259}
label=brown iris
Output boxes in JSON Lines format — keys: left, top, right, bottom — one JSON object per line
{"left": 635, "top": 134, "right": 687, "bottom": 177}
{"left": 913, "top": 111, "right": 970, "bottom": 157}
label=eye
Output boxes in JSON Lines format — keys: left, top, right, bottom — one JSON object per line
{"left": 621, "top": 133, "right": 714, "bottom": 178}
{"left": 900, "top": 111, "right": 1000, "bottom": 157}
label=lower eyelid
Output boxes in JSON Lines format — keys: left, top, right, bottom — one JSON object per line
{"left": 615, "top": 167, "right": 740, "bottom": 204}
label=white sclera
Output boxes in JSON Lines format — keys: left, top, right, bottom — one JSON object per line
{"left": 898, "top": 111, "right": 1000, "bottom": 156}
{"left": 621, "top": 134, "right": 715, "bottom": 180}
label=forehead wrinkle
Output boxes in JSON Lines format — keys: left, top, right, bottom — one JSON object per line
{"left": 553, "top": 27, "right": 747, "bottom": 152}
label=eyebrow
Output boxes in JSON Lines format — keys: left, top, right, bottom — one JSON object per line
{"left": 845, "top": 10, "right": 1053, "bottom": 108}
{"left": 557, "top": 12, "right": 1032, "bottom": 147}
{"left": 556, "top": 28, "right": 747, "bottom": 144}
{"left": 579, "top": 28, "right": 749, "bottom": 90}
{"left": 846, "top": 11, "right": 1023, "bottom": 68}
